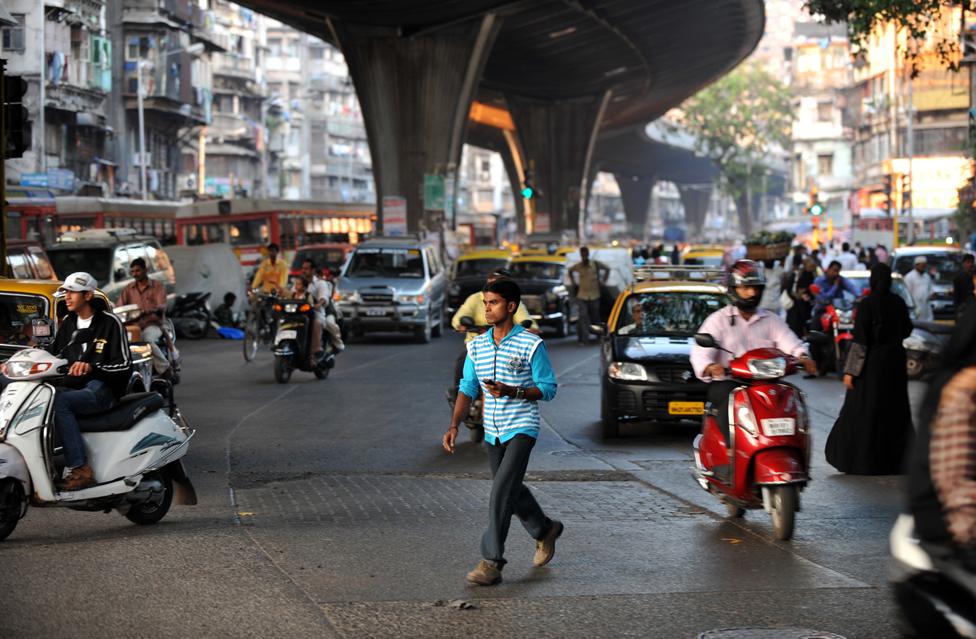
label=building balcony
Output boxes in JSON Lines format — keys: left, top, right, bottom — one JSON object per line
{"left": 213, "top": 54, "right": 257, "bottom": 80}
{"left": 209, "top": 112, "right": 259, "bottom": 143}
{"left": 44, "top": 82, "right": 108, "bottom": 115}
{"left": 816, "top": 174, "right": 855, "bottom": 192}
{"left": 325, "top": 117, "right": 366, "bottom": 140}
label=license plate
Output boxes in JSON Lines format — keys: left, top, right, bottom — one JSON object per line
{"left": 668, "top": 401, "right": 704, "bottom": 415}
{"left": 275, "top": 329, "right": 297, "bottom": 343}
{"left": 365, "top": 308, "right": 387, "bottom": 317}
{"left": 762, "top": 418, "right": 796, "bottom": 437}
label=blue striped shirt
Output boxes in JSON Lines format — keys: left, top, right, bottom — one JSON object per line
{"left": 459, "top": 324, "right": 557, "bottom": 444}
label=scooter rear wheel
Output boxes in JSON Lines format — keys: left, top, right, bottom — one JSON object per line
{"left": 124, "top": 472, "right": 173, "bottom": 526}
{"left": 770, "top": 485, "right": 797, "bottom": 540}
{"left": 0, "top": 479, "right": 25, "bottom": 542}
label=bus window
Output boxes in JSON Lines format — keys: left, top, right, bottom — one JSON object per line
{"left": 205, "top": 223, "right": 225, "bottom": 243}
{"left": 228, "top": 219, "right": 269, "bottom": 246}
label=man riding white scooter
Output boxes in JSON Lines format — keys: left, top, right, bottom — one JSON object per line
{"left": 690, "top": 260, "right": 817, "bottom": 444}
{"left": 300, "top": 258, "right": 344, "bottom": 360}
{"left": 50, "top": 272, "right": 132, "bottom": 490}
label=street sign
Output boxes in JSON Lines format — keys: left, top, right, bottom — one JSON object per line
{"left": 535, "top": 211, "right": 551, "bottom": 233}
{"left": 423, "top": 174, "right": 445, "bottom": 210}
{"left": 382, "top": 195, "right": 407, "bottom": 236}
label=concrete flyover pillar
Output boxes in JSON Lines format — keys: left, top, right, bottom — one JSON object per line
{"left": 678, "top": 184, "right": 713, "bottom": 240}
{"left": 614, "top": 173, "right": 655, "bottom": 239}
{"left": 331, "top": 15, "right": 501, "bottom": 233}
{"left": 508, "top": 92, "right": 610, "bottom": 236}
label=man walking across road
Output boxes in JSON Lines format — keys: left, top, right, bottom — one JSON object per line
{"left": 443, "top": 279, "right": 561, "bottom": 586}
{"left": 905, "top": 256, "right": 934, "bottom": 322}
{"left": 568, "top": 246, "right": 609, "bottom": 345}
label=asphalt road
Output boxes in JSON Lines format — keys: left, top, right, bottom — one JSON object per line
{"left": 0, "top": 329, "right": 921, "bottom": 639}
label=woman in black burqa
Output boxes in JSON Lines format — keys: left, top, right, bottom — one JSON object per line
{"left": 825, "top": 263, "right": 914, "bottom": 474}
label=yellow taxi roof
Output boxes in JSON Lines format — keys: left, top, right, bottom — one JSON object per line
{"left": 0, "top": 278, "right": 62, "bottom": 298}
{"left": 683, "top": 247, "right": 725, "bottom": 257}
{"left": 456, "top": 249, "right": 512, "bottom": 261}
{"left": 511, "top": 255, "right": 566, "bottom": 264}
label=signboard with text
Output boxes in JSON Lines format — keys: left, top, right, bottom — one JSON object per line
{"left": 423, "top": 174, "right": 445, "bottom": 210}
{"left": 382, "top": 196, "right": 407, "bottom": 236}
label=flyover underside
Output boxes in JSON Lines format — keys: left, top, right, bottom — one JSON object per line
{"left": 233, "top": 0, "right": 764, "bottom": 236}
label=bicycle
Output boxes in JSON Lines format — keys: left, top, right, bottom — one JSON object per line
{"left": 243, "top": 290, "right": 277, "bottom": 362}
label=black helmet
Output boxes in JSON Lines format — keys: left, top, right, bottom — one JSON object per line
{"left": 727, "top": 259, "right": 766, "bottom": 310}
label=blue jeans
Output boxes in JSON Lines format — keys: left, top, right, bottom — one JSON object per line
{"left": 54, "top": 380, "right": 115, "bottom": 469}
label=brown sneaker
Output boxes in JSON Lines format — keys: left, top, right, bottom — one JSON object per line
{"left": 465, "top": 560, "right": 502, "bottom": 586}
{"left": 57, "top": 464, "right": 96, "bottom": 491}
{"left": 533, "top": 520, "right": 564, "bottom": 567}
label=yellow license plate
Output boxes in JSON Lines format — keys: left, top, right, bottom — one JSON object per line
{"left": 668, "top": 401, "right": 704, "bottom": 416}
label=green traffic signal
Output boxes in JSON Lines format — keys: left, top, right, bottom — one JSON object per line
{"left": 521, "top": 185, "right": 535, "bottom": 199}
{"left": 809, "top": 202, "right": 824, "bottom": 216}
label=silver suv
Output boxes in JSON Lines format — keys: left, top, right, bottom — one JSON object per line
{"left": 336, "top": 237, "right": 447, "bottom": 343}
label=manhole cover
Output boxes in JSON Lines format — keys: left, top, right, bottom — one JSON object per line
{"left": 700, "top": 629, "right": 845, "bottom": 639}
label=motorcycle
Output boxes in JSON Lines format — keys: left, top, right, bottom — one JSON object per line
{"left": 904, "top": 321, "right": 953, "bottom": 380}
{"left": 445, "top": 317, "right": 536, "bottom": 444}
{"left": 113, "top": 303, "right": 181, "bottom": 387}
{"left": 889, "top": 513, "right": 976, "bottom": 638}
{"left": 168, "top": 292, "right": 220, "bottom": 340}
{"left": 817, "top": 296, "right": 855, "bottom": 378}
{"left": 0, "top": 322, "right": 196, "bottom": 541}
{"left": 270, "top": 297, "right": 336, "bottom": 383}
{"left": 691, "top": 332, "right": 812, "bottom": 541}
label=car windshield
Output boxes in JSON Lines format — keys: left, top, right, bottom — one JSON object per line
{"left": 455, "top": 258, "right": 508, "bottom": 278}
{"left": 346, "top": 247, "right": 424, "bottom": 278}
{"left": 683, "top": 255, "right": 723, "bottom": 267}
{"left": 292, "top": 248, "right": 346, "bottom": 274}
{"left": 845, "top": 276, "right": 914, "bottom": 309}
{"left": 893, "top": 253, "right": 963, "bottom": 284}
{"left": 0, "top": 293, "right": 49, "bottom": 347}
{"left": 47, "top": 248, "right": 112, "bottom": 286}
{"left": 615, "top": 292, "right": 727, "bottom": 337}
{"left": 510, "top": 261, "right": 563, "bottom": 281}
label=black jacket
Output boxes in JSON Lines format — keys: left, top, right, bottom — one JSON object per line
{"left": 49, "top": 302, "right": 132, "bottom": 399}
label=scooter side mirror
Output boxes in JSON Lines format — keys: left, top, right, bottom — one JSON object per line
{"left": 459, "top": 316, "right": 475, "bottom": 328}
{"left": 694, "top": 332, "right": 716, "bottom": 348}
{"left": 589, "top": 323, "right": 606, "bottom": 336}
{"left": 519, "top": 320, "right": 534, "bottom": 329}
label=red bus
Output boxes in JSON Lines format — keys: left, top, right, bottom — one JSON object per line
{"left": 174, "top": 198, "right": 376, "bottom": 268}
{"left": 5, "top": 196, "right": 180, "bottom": 246}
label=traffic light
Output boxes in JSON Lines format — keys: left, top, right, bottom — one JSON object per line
{"left": 2, "top": 74, "right": 30, "bottom": 159}
{"left": 521, "top": 170, "right": 536, "bottom": 200}
{"left": 900, "top": 174, "right": 912, "bottom": 212}
{"left": 804, "top": 187, "right": 823, "bottom": 216}
{"left": 882, "top": 174, "right": 893, "bottom": 216}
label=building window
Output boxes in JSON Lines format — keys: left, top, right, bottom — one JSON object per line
{"left": 1, "top": 14, "right": 25, "bottom": 52}
{"left": 817, "top": 101, "right": 832, "bottom": 122}
{"left": 310, "top": 47, "right": 324, "bottom": 60}
{"left": 817, "top": 154, "right": 833, "bottom": 176}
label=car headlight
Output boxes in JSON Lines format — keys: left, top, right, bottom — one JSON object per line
{"left": 398, "top": 293, "right": 426, "bottom": 305}
{"left": 608, "top": 361, "right": 651, "bottom": 381}
{"left": 339, "top": 291, "right": 361, "bottom": 304}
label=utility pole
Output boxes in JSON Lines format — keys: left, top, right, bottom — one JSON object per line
{"left": 906, "top": 60, "right": 915, "bottom": 244}
{"left": 1, "top": 58, "right": 8, "bottom": 277}
{"left": 300, "top": 33, "right": 310, "bottom": 199}
{"left": 137, "top": 61, "right": 148, "bottom": 199}
{"left": 38, "top": 8, "right": 46, "bottom": 173}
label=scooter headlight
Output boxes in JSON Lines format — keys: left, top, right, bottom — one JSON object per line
{"left": 1, "top": 361, "right": 52, "bottom": 379}
{"left": 747, "top": 357, "right": 786, "bottom": 380}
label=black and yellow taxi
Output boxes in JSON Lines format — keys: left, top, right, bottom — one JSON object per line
{"left": 592, "top": 267, "right": 728, "bottom": 437}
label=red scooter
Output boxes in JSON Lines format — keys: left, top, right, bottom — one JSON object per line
{"left": 692, "top": 333, "right": 812, "bottom": 540}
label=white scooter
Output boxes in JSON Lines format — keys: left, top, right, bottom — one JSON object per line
{"left": 0, "top": 325, "right": 196, "bottom": 541}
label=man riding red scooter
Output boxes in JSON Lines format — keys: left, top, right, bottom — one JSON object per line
{"left": 689, "top": 260, "right": 818, "bottom": 539}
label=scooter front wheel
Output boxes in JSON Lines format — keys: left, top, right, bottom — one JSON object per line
{"left": 0, "top": 479, "right": 25, "bottom": 542}
{"left": 273, "top": 356, "right": 293, "bottom": 383}
{"left": 769, "top": 485, "right": 797, "bottom": 540}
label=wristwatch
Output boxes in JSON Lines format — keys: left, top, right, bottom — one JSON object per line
{"left": 514, "top": 387, "right": 526, "bottom": 400}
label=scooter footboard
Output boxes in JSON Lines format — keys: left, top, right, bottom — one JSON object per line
{"left": 753, "top": 448, "right": 808, "bottom": 485}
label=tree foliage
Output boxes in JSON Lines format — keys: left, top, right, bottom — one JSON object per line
{"left": 805, "top": 0, "right": 967, "bottom": 74}
{"left": 673, "top": 63, "right": 794, "bottom": 234}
